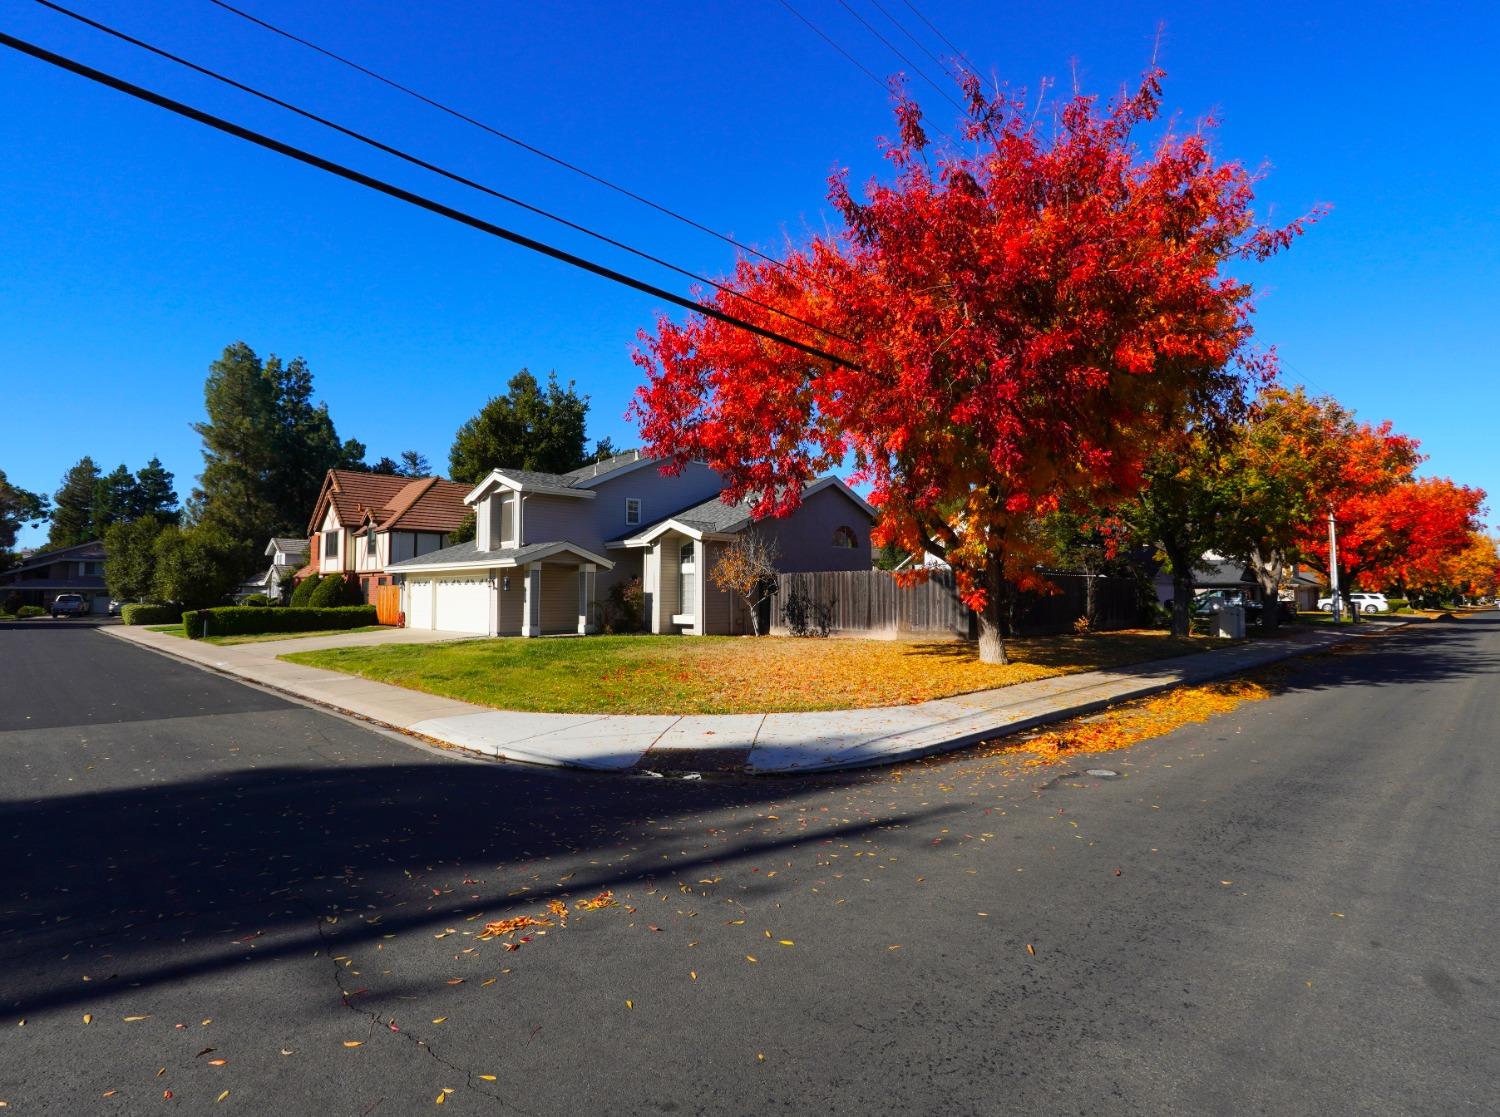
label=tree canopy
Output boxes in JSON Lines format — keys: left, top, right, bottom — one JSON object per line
{"left": 631, "top": 69, "right": 1318, "bottom": 661}
{"left": 0, "top": 469, "right": 49, "bottom": 556}
{"left": 449, "top": 369, "right": 611, "bottom": 485}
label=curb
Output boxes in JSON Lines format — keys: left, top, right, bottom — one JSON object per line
{"left": 101, "top": 621, "right": 1404, "bottom": 778}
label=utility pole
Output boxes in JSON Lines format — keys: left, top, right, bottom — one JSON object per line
{"left": 1328, "top": 509, "right": 1342, "bottom": 623}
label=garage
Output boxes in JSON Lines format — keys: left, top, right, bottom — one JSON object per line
{"left": 433, "top": 575, "right": 491, "bottom": 635}
{"left": 406, "top": 579, "right": 432, "bottom": 630}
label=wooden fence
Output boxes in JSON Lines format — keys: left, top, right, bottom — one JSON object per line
{"left": 769, "top": 568, "right": 1141, "bottom": 639}
{"left": 374, "top": 584, "right": 403, "bottom": 627}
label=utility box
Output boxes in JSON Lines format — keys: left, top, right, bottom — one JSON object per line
{"left": 1215, "top": 604, "right": 1246, "bottom": 639}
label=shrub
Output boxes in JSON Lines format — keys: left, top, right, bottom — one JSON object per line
{"left": 181, "top": 605, "right": 377, "bottom": 639}
{"left": 242, "top": 594, "right": 271, "bottom": 607}
{"left": 596, "top": 577, "right": 645, "bottom": 634}
{"left": 782, "top": 588, "right": 835, "bottom": 637}
{"left": 1385, "top": 598, "right": 1410, "bottom": 613}
{"left": 310, "top": 571, "right": 364, "bottom": 607}
{"left": 2, "top": 591, "right": 22, "bottom": 615}
{"left": 289, "top": 573, "right": 321, "bottom": 606}
{"left": 17, "top": 605, "right": 46, "bottom": 618}
{"left": 122, "top": 602, "right": 184, "bottom": 626}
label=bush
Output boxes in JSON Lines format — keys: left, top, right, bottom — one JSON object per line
{"left": 242, "top": 594, "right": 271, "bottom": 607}
{"left": 122, "top": 603, "right": 184, "bottom": 626}
{"left": 17, "top": 605, "right": 46, "bottom": 618}
{"left": 782, "top": 588, "right": 835, "bottom": 637}
{"left": 181, "top": 605, "right": 377, "bottom": 639}
{"left": 596, "top": 577, "right": 645, "bottom": 634}
{"left": 310, "top": 572, "right": 364, "bottom": 607}
{"left": 289, "top": 573, "right": 321, "bottom": 606}
{"left": 1385, "top": 598, "right": 1410, "bottom": 613}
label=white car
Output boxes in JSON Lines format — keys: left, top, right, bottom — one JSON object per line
{"left": 1318, "top": 592, "right": 1390, "bottom": 614}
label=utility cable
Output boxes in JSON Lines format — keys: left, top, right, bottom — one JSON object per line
{"left": 831, "top": 0, "right": 964, "bottom": 110}
{"left": 31, "top": 0, "right": 848, "bottom": 343}
{"left": 0, "top": 30, "right": 858, "bottom": 370}
{"left": 865, "top": 0, "right": 971, "bottom": 87}
{"left": 897, "top": 0, "right": 978, "bottom": 79}
{"left": 774, "top": 0, "right": 890, "bottom": 93}
{"left": 204, "top": 0, "right": 798, "bottom": 275}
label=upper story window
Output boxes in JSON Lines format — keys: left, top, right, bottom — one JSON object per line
{"left": 833, "top": 526, "right": 858, "bottom": 548}
{"left": 365, "top": 532, "right": 378, "bottom": 557}
{"left": 625, "top": 497, "right": 642, "bottom": 526}
{"left": 323, "top": 531, "right": 338, "bottom": 560}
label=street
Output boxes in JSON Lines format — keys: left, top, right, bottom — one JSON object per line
{"left": 2, "top": 618, "right": 1497, "bottom": 1115}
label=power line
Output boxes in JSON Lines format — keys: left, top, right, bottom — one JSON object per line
{"left": 204, "top": 0, "right": 797, "bottom": 275}
{"left": 864, "top": 0, "right": 971, "bottom": 87}
{"left": 31, "top": 0, "right": 847, "bottom": 343}
{"left": 0, "top": 29, "right": 857, "bottom": 371}
{"left": 898, "top": 0, "right": 977, "bottom": 78}
{"left": 831, "top": 0, "right": 964, "bottom": 110}
{"left": 774, "top": 0, "right": 890, "bottom": 93}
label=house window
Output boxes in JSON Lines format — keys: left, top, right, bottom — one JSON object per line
{"left": 365, "top": 532, "right": 378, "bottom": 557}
{"left": 323, "top": 532, "right": 338, "bottom": 560}
{"left": 833, "top": 526, "right": 857, "bottom": 548}
{"left": 625, "top": 497, "right": 642, "bottom": 526}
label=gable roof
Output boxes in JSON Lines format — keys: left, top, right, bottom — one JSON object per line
{"left": 0, "top": 538, "right": 105, "bottom": 576}
{"left": 619, "top": 475, "right": 876, "bottom": 547}
{"left": 463, "top": 450, "right": 661, "bottom": 504}
{"left": 385, "top": 538, "right": 613, "bottom": 573}
{"left": 266, "top": 536, "right": 309, "bottom": 558}
{"left": 308, "top": 470, "right": 469, "bottom": 536}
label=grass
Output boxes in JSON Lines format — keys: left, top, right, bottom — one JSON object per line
{"left": 282, "top": 629, "right": 1226, "bottom": 715}
{"left": 148, "top": 623, "right": 386, "bottom": 646}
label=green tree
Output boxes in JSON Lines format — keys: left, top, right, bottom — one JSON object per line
{"left": 398, "top": 449, "right": 431, "bottom": 477}
{"left": 104, "top": 516, "right": 166, "bottom": 602}
{"left": 49, "top": 456, "right": 101, "bottom": 548}
{"left": 151, "top": 525, "right": 240, "bottom": 609}
{"left": 1124, "top": 434, "right": 1236, "bottom": 637}
{"left": 0, "top": 469, "right": 49, "bottom": 555}
{"left": 92, "top": 464, "right": 140, "bottom": 535}
{"left": 369, "top": 456, "right": 402, "bottom": 475}
{"left": 132, "top": 457, "right": 180, "bottom": 523}
{"left": 265, "top": 354, "right": 364, "bottom": 532}
{"left": 448, "top": 369, "right": 591, "bottom": 484}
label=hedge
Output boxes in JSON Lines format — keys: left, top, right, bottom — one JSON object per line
{"left": 181, "top": 605, "right": 378, "bottom": 639}
{"left": 122, "top": 603, "right": 185, "bottom": 626}
{"left": 289, "top": 573, "right": 321, "bottom": 607}
{"left": 17, "top": 605, "right": 46, "bottom": 618}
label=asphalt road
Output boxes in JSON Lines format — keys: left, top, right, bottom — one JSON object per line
{"left": 1, "top": 616, "right": 1496, "bottom": 1115}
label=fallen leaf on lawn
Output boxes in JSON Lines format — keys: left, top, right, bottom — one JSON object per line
{"left": 342, "top": 1041, "right": 363, "bottom": 1048}
{"left": 216, "top": 1090, "right": 230, "bottom": 1103}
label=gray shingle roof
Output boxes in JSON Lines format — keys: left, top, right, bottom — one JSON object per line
{"left": 559, "top": 450, "right": 645, "bottom": 484}
{"left": 668, "top": 493, "right": 755, "bottom": 534}
{"left": 387, "top": 540, "right": 594, "bottom": 570}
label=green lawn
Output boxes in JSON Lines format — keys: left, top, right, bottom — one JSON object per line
{"left": 281, "top": 629, "right": 1226, "bottom": 715}
{"left": 148, "top": 623, "right": 386, "bottom": 646}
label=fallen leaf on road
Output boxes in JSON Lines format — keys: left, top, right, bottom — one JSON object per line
{"left": 478, "top": 1075, "right": 497, "bottom": 1082}
{"left": 779, "top": 940, "right": 794, "bottom": 947}
{"left": 432, "top": 1017, "right": 447, "bottom": 1024}
{"left": 83, "top": 1014, "right": 92, "bottom": 1024}
{"left": 745, "top": 955, "right": 758, "bottom": 963}
{"left": 123, "top": 1015, "right": 149, "bottom": 1022}
{"left": 342, "top": 1041, "right": 363, "bottom": 1048}
{"left": 625, "top": 1000, "right": 633, "bottom": 1009}
{"left": 208, "top": 1059, "right": 227, "bottom": 1066}
{"left": 690, "top": 971, "right": 697, "bottom": 981}
{"left": 216, "top": 1090, "right": 230, "bottom": 1103}
{"left": 1026, "top": 944, "right": 1036, "bottom": 956}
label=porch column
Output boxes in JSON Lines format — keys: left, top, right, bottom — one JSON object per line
{"left": 577, "top": 563, "right": 597, "bottom": 634}
{"left": 648, "top": 546, "right": 665, "bottom": 634}
{"left": 691, "top": 542, "right": 708, "bottom": 636}
{"left": 520, "top": 564, "right": 542, "bottom": 637}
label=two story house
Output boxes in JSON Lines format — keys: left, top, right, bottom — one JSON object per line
{"left": 305, "top": 470, "right": 471, "bottom": 602}
{"left": 0, "top": 539, "right": 110, "bottom": 614}
{"left": 385, "top": 451, "right": 875, "bottom": 637}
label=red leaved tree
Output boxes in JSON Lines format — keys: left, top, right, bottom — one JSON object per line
{"left": 631, "top": 70, "right": 1318, "bottom": 662}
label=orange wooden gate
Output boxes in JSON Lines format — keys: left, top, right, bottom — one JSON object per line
{"left": 374, "top": 584, "right": 403, "bottom": 626}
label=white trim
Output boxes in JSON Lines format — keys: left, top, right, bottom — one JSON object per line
{"left": 570, "top": 453, "right": 659, "bottom": 489}
{"left": 625, "top": 496, "right": 642, "bottom": 526}
{"left": 621, "top": 518, "right": 743, "bottom": 547}
{"left": 384, "top": 541, "right": 614, "bottom": 575}
{"left": 463, "top": 469, "right": 596, "bottom": 505}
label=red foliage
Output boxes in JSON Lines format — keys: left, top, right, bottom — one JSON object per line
{"left": 630, "top": 69, "right": 1318, "bottom": 656}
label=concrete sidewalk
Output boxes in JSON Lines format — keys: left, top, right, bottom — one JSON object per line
{"left": 103, "top": 622, "right": 1396, "bottom": 775}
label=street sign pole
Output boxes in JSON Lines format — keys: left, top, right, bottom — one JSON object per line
{"left": 1328, "top": 510, "right": 1342, "bottom": 623}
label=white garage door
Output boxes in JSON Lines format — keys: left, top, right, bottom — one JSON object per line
{"left": 407, "top": 579, "right": 432, "bottom": 630}
{"left": 434, "top": 575, "right": 490, "bottom": 635}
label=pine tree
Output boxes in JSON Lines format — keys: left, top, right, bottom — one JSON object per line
{"left": 448, "top": 370, "right": 591, "bottom": 484}
{"left": 92, "top": 464, "right": 140, "bottom": 535}
{"left": 398, "top": 450, "right": 431, "bottom": 477}
{"left": 49, "top": 456, "right": 100, "bottom": 548}
{"left": 132, "top": 457, "right": 180, "bottom": 523}
{"left": 191, "top": 343, "right": 280, "bottom": 569}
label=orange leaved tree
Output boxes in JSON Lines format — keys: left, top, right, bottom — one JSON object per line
{"left": 631, "top": 71, "right": 1318, "bottom": 662}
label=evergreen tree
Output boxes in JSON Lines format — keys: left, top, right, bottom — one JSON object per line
{"left": 266, "top": 354, "right": 350, "bottom": 531}
{"left": 0, "top": 469, "right": 49, "bottom": 555}
{"left": 398, "top": 450, "right": 431, "bottom": 477}
{"left": 49, "top": 456, "right": 100, "bottom": 548}
{"left": 191, "top": 343, "right": 279, "bottom": 566}
{"left": 104, "top": 515, "right": 166, "bottom": 602}
{"left": 132, "top": 457, "right": 179, "bottom": 523}
{"left": 368, "top": 456, "right": 402, "bottom": 475}
{"left": 448, "top": 369, "right": 590, "bottom": 484}
{"left": 92, "top": 464, "right": 140, "bottom": 535}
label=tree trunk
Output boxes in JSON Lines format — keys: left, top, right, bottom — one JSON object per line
{"left": 1084, "top": 568, "right": 1098, "bottom": 629}
{"left": 1171, "top": 569, "right": 1194, "bottom": 637}
{"left": 976, "top": 554, "right": 1009, "bottom": 664}
{"left": 1250, "top": 546, "right": 1282, "bottom": 633}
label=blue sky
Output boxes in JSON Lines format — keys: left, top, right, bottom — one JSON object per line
{"left": 2, "top": 0, "right": 1496, "bottom": 547}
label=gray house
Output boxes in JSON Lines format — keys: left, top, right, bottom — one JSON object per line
{"left": 385, "top": 452, "right": 874, "bottom": 637}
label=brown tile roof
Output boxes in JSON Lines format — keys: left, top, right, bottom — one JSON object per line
{"left": 309, "top": 470, "right": 469, "bottom": 536}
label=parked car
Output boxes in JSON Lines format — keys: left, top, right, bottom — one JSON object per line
{"left": 1192, "top": 589, "right": 1294, "bottom": 626}
{"left": 1317, "top": 592, "right": 1390, "bottom": 614}
{"left": 50, "top": 593, "right": 89, "bottom": 618}
{"left": 108, "top": 598, "right": 124, "bottom": 616}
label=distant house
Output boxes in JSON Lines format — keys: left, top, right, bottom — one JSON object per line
{"left": 237, "top": 537, "right": 310, "bottom": 602}
{"left": 386, "top": 451, "right": 875, "bottom": 637}
{"left": 0, "top": 540, "right": 109, "bottom": 614}
{"left": 305, "top": 470, "right": 471, "bottom": 602}
{"left": 1153, "top": 553, "right": 1261, "bottom": 605}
